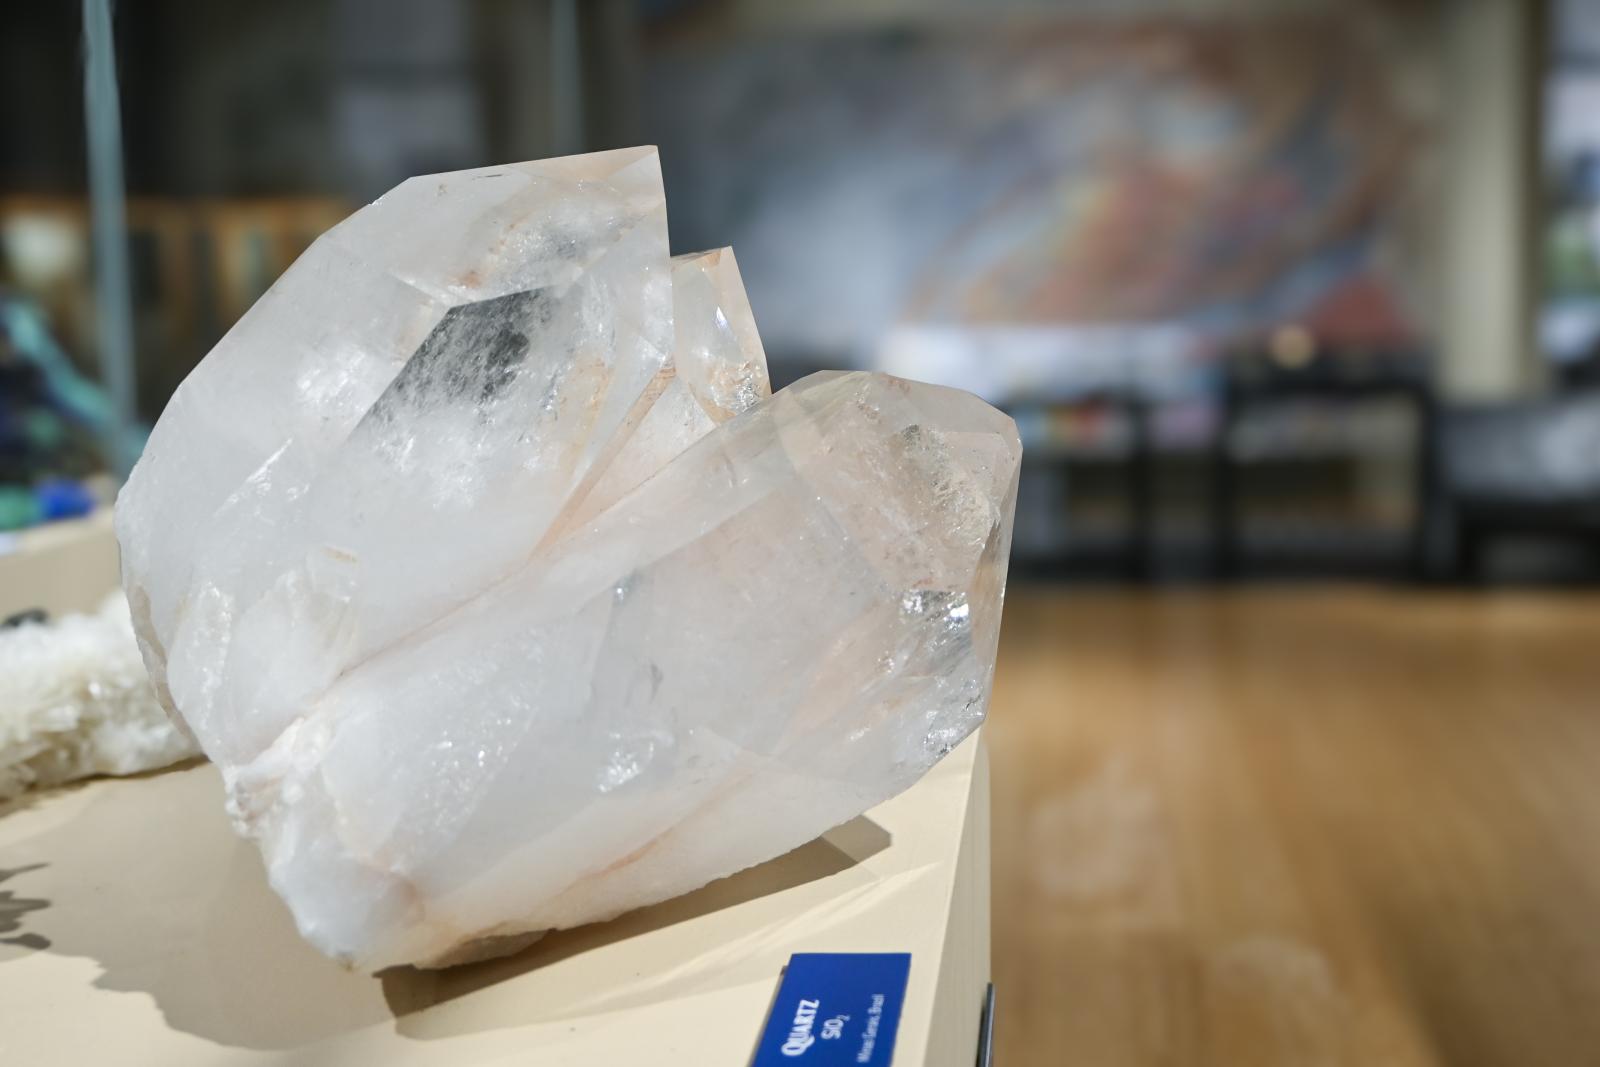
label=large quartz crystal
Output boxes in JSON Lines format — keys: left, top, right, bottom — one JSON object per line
{"left": 115, "top": 147, "right": 1019, "bottom": 970}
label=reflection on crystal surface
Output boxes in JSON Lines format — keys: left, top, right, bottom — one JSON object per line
{"left": 116, "top": 148, "right": 1020, "bottom": 970}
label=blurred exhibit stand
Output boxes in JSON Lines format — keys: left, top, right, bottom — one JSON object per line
{"left": 1001, "top": 344, "right": 1443, "bottom": 583}
{"left": 1442, "top": 389, "right": 1600, "bottom": 579}
{"left": 1003, "top": 341, "right": 1600, "bottom": 585}
{"left": 1210, "top": 348, "right": 1438, "bottom": 580}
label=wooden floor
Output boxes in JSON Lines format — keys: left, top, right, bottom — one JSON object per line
{"left": 986, "top": 586, "right": 1600, "bottom": 1067}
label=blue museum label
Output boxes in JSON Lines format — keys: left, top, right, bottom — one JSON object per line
{"left": 750, "top": 953, "right": 911, "bottom": 1066}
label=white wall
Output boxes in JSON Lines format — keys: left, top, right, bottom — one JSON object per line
{"left": 1436, "top": 0, "right": 1542, "bottom": 400}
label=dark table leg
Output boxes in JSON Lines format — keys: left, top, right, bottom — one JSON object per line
{"left": 1209, "top": 388, "right": 1238, "bottom": 580}
{"left": 1127, "top": 397, "right": 1154, "bottom": 582}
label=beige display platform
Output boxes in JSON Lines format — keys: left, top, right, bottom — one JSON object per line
{"left": 1, "top": 739, "right": 989, "bottom": 1065}
{"left": 0, "top": 513, "right": 992, "bottom": 1066}
{"left": 0, "top": 508, "right": 120, "bottom": 618}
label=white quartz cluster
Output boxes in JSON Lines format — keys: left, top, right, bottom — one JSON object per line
{"left": 115, "top": 148, "right": 1019, "bottom": 970}
{"left": 0, "top": 593, "right": 196, "bottom": 803}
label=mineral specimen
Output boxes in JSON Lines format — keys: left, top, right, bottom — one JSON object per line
{"left": 115, "top": 147, "right": 1020, "bottom": 970}
{"left": 0, "top": 592, "right": 196, "bottom": 803}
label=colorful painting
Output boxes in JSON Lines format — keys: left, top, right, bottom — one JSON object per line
{"left": 645, "top": 13, "right": 1435, "bottom": 397}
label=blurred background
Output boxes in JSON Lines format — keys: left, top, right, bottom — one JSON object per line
{"left": 6, "top": 2, "right": 1600, "bottom": 1065}
{"left": 4, "top": 0, "right": 1588, "bottom": 584}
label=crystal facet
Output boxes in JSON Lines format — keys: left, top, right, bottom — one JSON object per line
{"left": 115, "top": 148, "right": 1020, "bottom": 970}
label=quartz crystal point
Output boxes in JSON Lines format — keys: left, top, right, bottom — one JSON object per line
{"left": 115, "top": 148, "right": 1020, "bottom": 970}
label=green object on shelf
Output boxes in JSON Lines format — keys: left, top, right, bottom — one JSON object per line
{"left": 22, "top": 409, "right": 67, "bottom": 451}
{"left": 0, "top": 486, "right": 42, "bottom": 532}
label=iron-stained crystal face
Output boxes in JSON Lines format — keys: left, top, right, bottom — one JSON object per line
{"left": 115, "top": 147, "right": 1020, "bottom": 970}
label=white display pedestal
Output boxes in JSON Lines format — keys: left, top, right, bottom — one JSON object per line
{"left": 0, "top": 514, "right": 992, "bottom": 1065}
